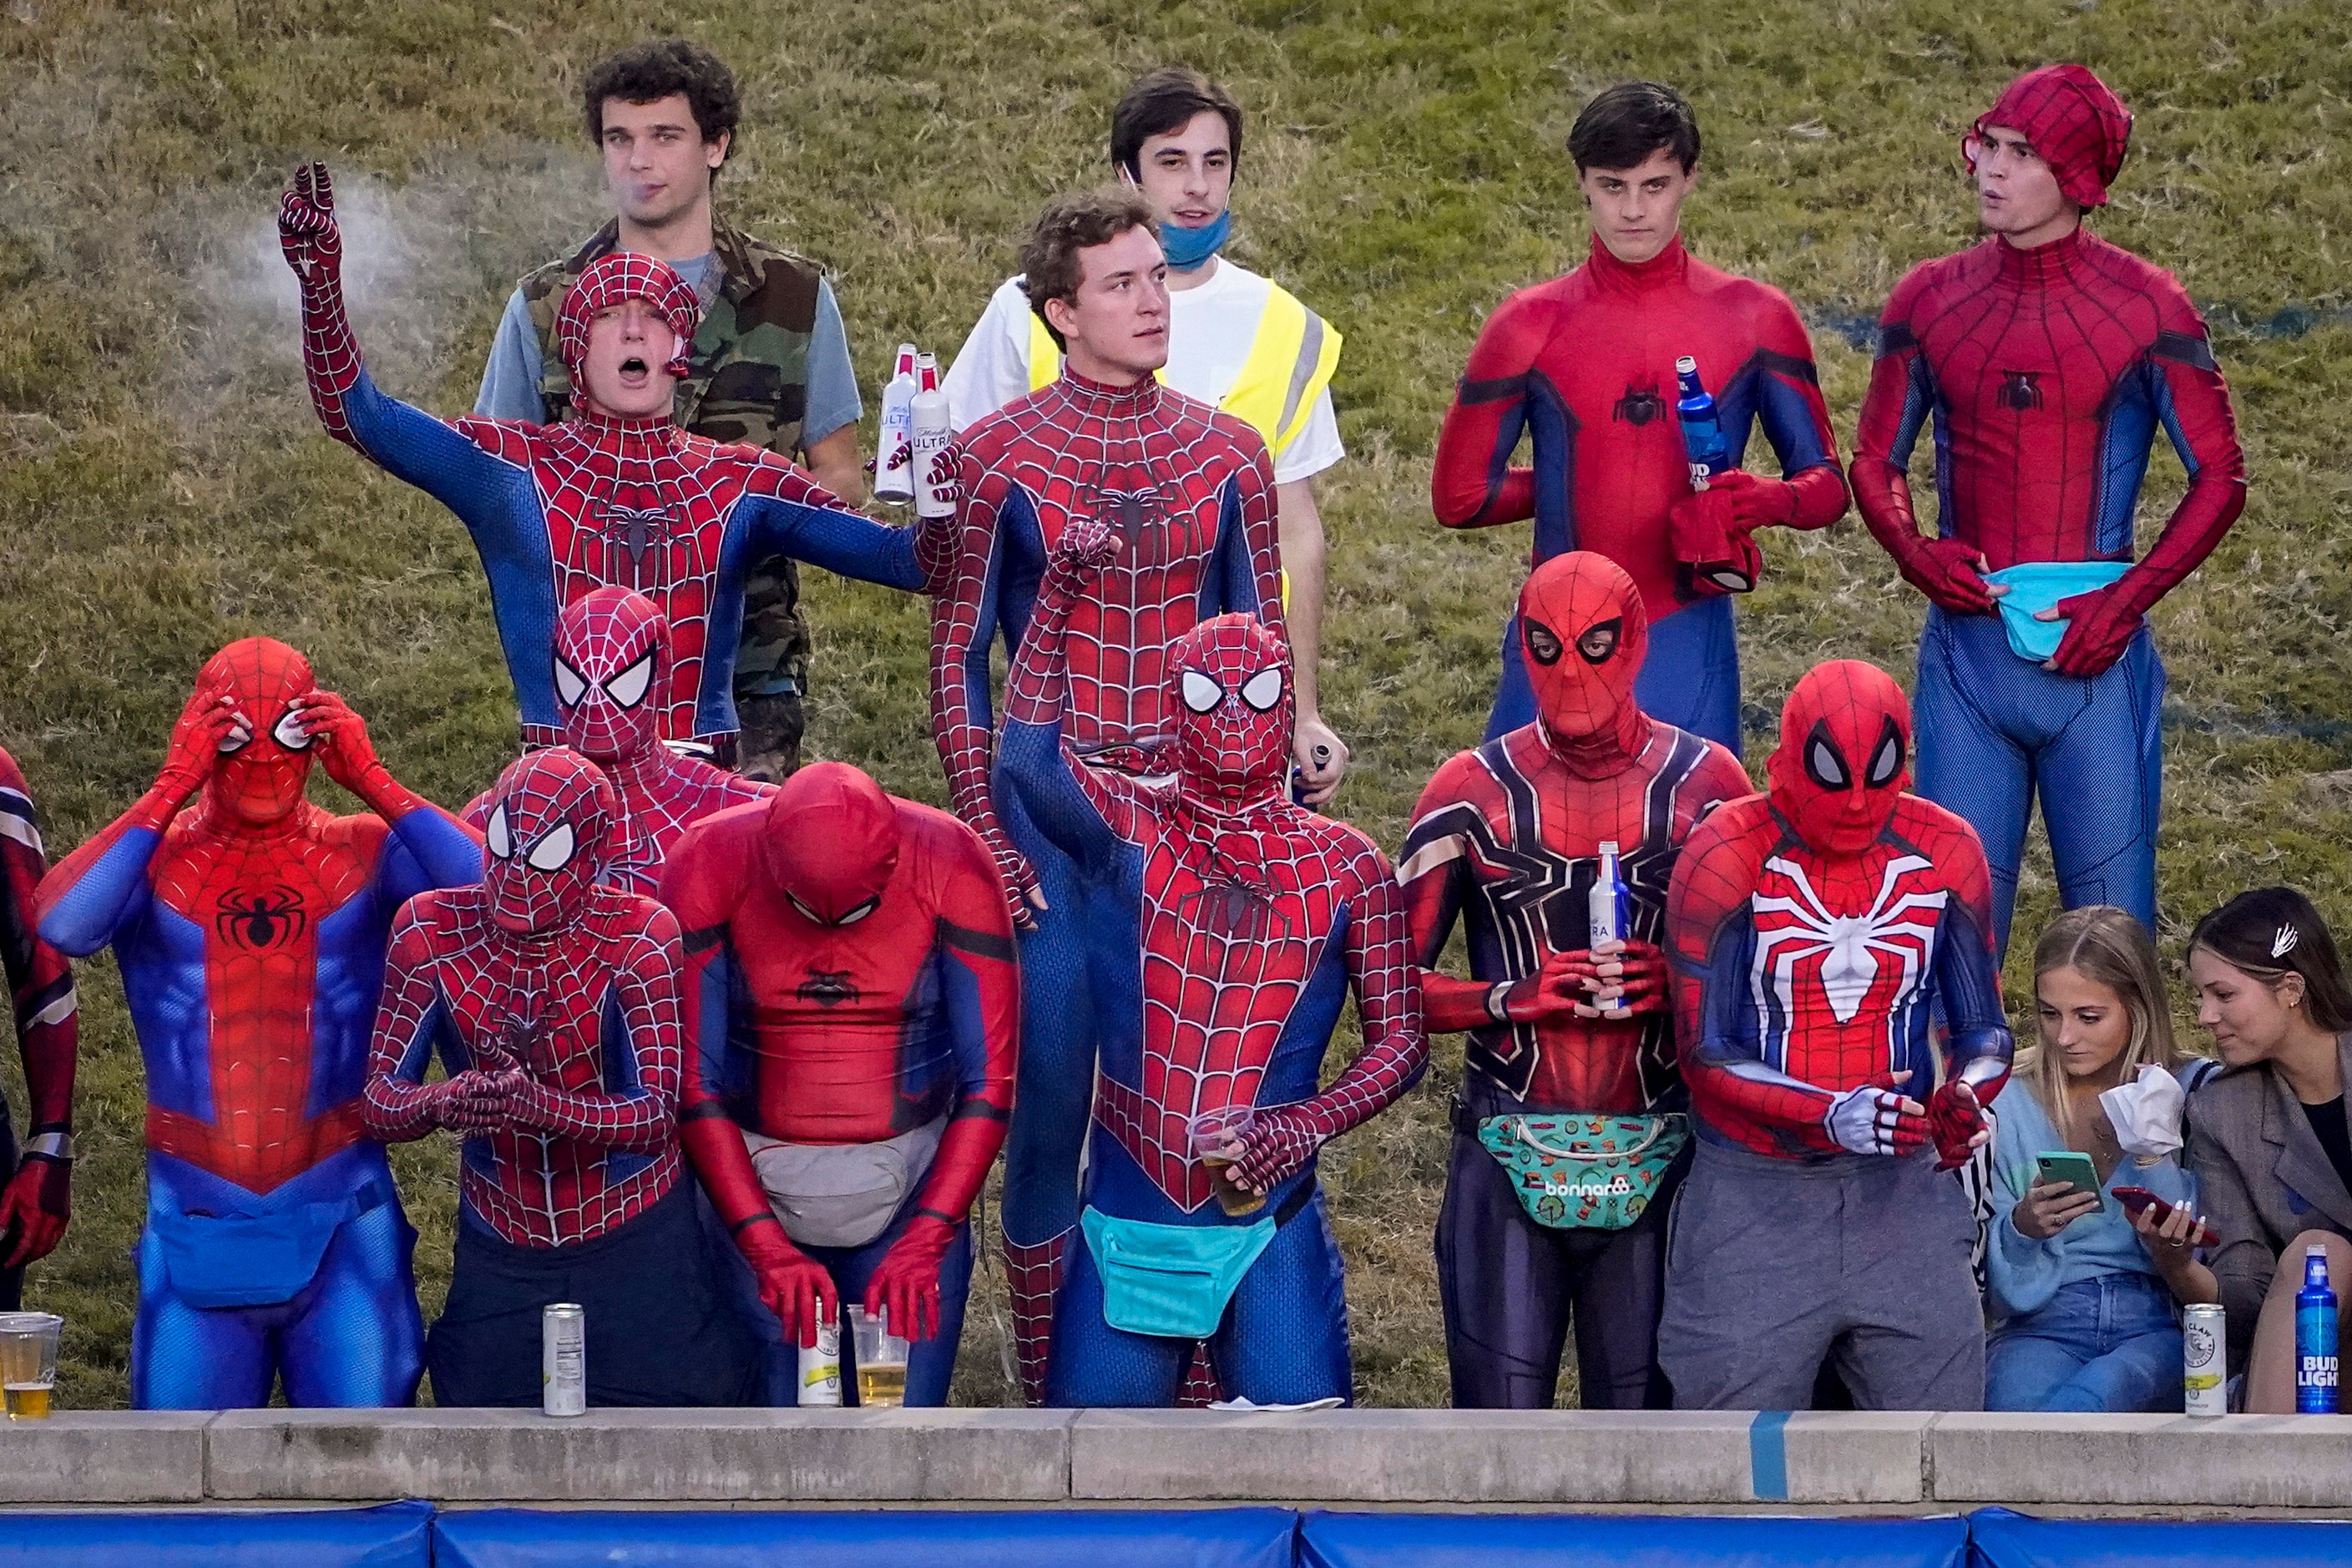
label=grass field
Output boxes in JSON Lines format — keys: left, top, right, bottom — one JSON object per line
{"left": 1, "top": 0, "right": 2345, "bottom": 1410}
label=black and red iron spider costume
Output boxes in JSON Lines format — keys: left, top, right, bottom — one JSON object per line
{"left": 996, "top": 521, "right": 1424, "bottom": 1408}
{"left": 1399, "top": 550, "right": 1749, "bottom": 1409}
{"left": 1430, "top": 232, "right": 1847, "bottom": 751}
{"left": 464, "top": 587, "right": 770, "bottom": 894}
{"left": 660, "top": 762, "right": 1019, "bottom": 1406}
{"left": 929, "top": 369, "right": 1283, "bottom": 1399}
{"left": 279, "top": 164, "right": 948, "bottom": 752}
{"left": 365, "top": 747, "right": 755, "bottom": 1406}
{"left": 1657, "top": 660, "right": 2013, "bottom": 1410}
{"left": 1853, "top": 65, "right": 2247, "bottom": 953}
{"left": 0, "top": 747, "right": 78, "bottom": 1309}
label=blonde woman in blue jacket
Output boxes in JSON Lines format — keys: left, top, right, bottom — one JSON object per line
{"left": 1985, "top": 907, "right": 2220, "bottom": 1410}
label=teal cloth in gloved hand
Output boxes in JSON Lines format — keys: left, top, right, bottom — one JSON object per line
{"left": 1985, "top": 561, "right": 2133, "bottom": 663}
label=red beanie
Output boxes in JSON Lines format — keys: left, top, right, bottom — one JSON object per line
{"left": 1966, "top": 63, "right": 2132, "bottom": 209}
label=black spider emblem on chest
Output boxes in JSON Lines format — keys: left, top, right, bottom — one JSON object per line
{"left": 1998, "top": 371, "right": 2044, "bottom": 412}
{"left": 1079, "top": 479, "right": 1196, "bottom": 555}
{"left": 797, "top": 969, "right": 861, "bottom": 1007}
{"left": 1613, "top": 383, "right": 1667, "bottom": 427}
{"left": 594, "top": 498, "right": 684, "bottom": 575}
{"left": 1174, "top": 877, "right": 1298, "bottom": 944}
{"left": 214, "top": 888, "right": 307, "bottom": 950}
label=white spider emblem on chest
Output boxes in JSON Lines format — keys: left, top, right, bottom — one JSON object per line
{"left": 1749, "top": 852, "right": 1948, "bottom": 1024}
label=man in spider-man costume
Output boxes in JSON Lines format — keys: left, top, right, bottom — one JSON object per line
{"left": 661, "top": 761, "right": 1019, "bottom": 1405}
{"left": 997, "top": 522, "right": 1424, "bottom": 1407}
{"left": 1430, "top": 82, "right": 1846, "bottom": 751}
{"left": 1657, "top": 660, "right": 2013, "bottom": 1410}
{"left": 365, "top": 747, "right": 756, "bottom": 1406}
{"left": 1854, "top": 65, "right": 2247, "bottom": 953}
{"left": 35, "top": 638, "right": 480, "bottom": 1408}
{"left": 929, "top": 190, "right": 1283, "bottom": 1399}
{"left": 1, "top": 749, "right": 78, "bottom": 1312}
{"left": 1399, "top": 551, "right": 1750, "bottom": 1409}
{"left": 278, "top": 163, "right": 949, "bottom": 756}
{"left": 465, "top": 588, "right": 770, "bottom": 893}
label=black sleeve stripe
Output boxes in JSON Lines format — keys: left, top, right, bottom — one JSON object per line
{"left": 1456, "top": 372, "right": 1529, "bottom": 405}
{"left": 938, "top": 917, "right": 1016, "bottom": 963}
{"left": 1744, "top": 346, "right": 1821, "bottom": 385}
{"left": 730, "top": 1211, "right": 783, "bottom": 1237}
{"left": 680, "top": 925, "right": 726, "bottom": 955}
{"left": 1875, "top": 322, "right": 1918, "bottom": 358}
{"left": 2152, "top": 330, "right": 2218, "bottom": 372}
{"left": 677, "top": 1100, "right": 733, "bottom": 1124}
{"left": 916, "top": 1206, "right": 959, "bottom": 1226}
{"left": 950, "top": 1101, "right": 1013, "bottom": 1124}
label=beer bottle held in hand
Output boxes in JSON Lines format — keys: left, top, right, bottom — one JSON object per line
{"left": 1675, "top": 356, "right": 1730, "bottom": 492}
{"left": 875, "top": 344, "right": 920, "bottom": 504}
{"left": 911, "top": 354, "right": 955, "bottom": 520}
{"left": 2299, "top": 1245, "right": 2339, "bottom": 1414}
{"left": 1588, "top": 841, "right": 1631, "bottom": 1014}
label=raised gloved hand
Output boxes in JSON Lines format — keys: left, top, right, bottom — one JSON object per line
{"left": 1046, "top": 515, "right": 1120, "bottom": 582}
{"left": 2043, "top": 584, "right": 2145, "bottom": 679}
{"left": 0, "top": 1152, "right": 69, "bottom": 1269}
{"left": 864, "top": 1213, "right": 958, "bottom": 1343}
{"left": 1894, "top": 537, "right": 1998, "bottom": 615}
{"left": 1667, "top": 471, "right": 1770, "bottom": 596}
{"left": 427, "top": 1070, "right": 516, "bottom": 1136}
{"left": 156, "top": 686, "right": 245, "bottom": 804}
{"left": 296, "top": 689, "right": 396, "bottom": 801}
{"left": 1926, "top": 1079, "right": 1991, "bottom": 1170}
{"left": 1823, "top": 1074, "right": 1929, "bottom": 1156}
{"left": 741, "top": 1223, "right": 838, "bottom": 1348}
{"left": 277, "top": 162, "right": 342, "bottom": 291}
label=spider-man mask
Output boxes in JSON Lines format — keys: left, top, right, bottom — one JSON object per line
{"left": 761, "top": 761, "right": 901, "bottom": 926}
{"left": 200, "top": 636, "right": 318, "bottom": 826}
{"left": 480, "top": 748, "right": 615, "bottom": 934}
{"left": 1518, "top": 550, "right": 1648, "bottom": 754}
{"left": 1170, "top": 614, "right": 1292, "bottom": 803}
{"left": 554, "top": 252, "right": 701, "bottom": 387}
{"left": 1767, "top": 660, "right": 1913, "bottom": 857}
{"left": 554, "top": 587, "right": 664, "bottom": 764}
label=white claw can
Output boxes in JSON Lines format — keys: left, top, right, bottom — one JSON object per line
{"left": 542, "top": 1302, "right": 586, "bottom": 1417}
{"left": 799, "top": 1312, "right": 843, "bottom": 1406}
{"left": 2184, "top": 1302, "right": 2227, "bottom": 1416}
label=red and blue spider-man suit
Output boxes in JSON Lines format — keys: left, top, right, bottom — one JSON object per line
{"left": 1657, "top": 660, "right": 2013, "bottom": 1410}
{"left": 997, "top": 521, "right": 1424, "bottom": 1408}
{"left": 365, "top": 747, "right": 755, "bottom": 1406}
{"left": 1430, "top": 232, "right": 1847, "bottom": 751}
{"left": 928, "top": 368, "right": 1283, "bottom": 1398}
{"left": 1853, "top": 65, "right": 2247, "bottom": 953}
{"left": 1399, "top": 550, "right": 1750, "bottom": 1409}
{"left": 660, "top": 761, "right": 1019, "bottom": 1406}
{"left": 464, "top": 588, "right": 770, "bottom": 893}
{"left": 35, "top": 639, "right": 480, "bottom": 1409}
{"left": 279, "top": 163, "right": 948, "bottom": 751}
{"left": 1, "top": 748, "right": 78, "bottom": 1309}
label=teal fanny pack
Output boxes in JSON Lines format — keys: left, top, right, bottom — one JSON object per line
{"left": 1080, "top": 1183, "right": 1311, "bottom": 1339}
{"left": 1984, "top": 560, "right": 2133, "bottom": 663}
{"left": 1474, "top": 1112, "right": 1689, "bottom": 1231}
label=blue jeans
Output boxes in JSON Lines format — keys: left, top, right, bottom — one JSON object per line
{"left": 1986, "top": 1272, "right": 2181, "bottom": 1413}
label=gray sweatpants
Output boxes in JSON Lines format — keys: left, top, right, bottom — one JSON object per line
{"left": 1658, "top": 1137, "right": 1985, "bottom": 1411}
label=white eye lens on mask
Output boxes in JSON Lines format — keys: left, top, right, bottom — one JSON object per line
{"left": 837, "top": 897, "right": 880, "bottom": 926}
{"left": 1806, "top": 736, "right": 1850, "bottom": 791}
{"left": 485, "top": 804, "right": 514, "bottom": 861}
{"left": 604, "top": 651, "right": 655, "bottom": 710}
{"left": 1238, "top": 667, "right": 1284, "bottom": 712}
{"left": 1180, "top": 670, "right": 1224, "bottom": 714}
{"left": 553, "top": 658, "right": 588, "bottom": 706}
{"left": 216, "top": 724, "right": 253, "bottom": 756}
{"left": 1865, "top": 729, "right": 1905, "bottom": 788}
{"left": 524, "top": 822, "right": 578, "bottom": 873}
{"left": 271, "top": 708, "right": 316, "bottom": 751}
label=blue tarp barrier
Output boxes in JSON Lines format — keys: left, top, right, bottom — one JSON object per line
{"left": 0, "top": 1500, "right": 431, "bottom": 1568}
{"left": 1968, "top": 1507, "right": 2352, "bottom": 1568}
{"left": 431, "top": 1505, "right": 1301, "bottom": 1568}
{"left": 1300, "top": 1510, "right": 1972, "bottom": 1568}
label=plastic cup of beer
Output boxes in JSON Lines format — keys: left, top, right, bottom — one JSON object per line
{"left": 847, "top": 1305, "right": 909, "bottom": 1408}
{"left": 0, "top": 1312, "right": 62, "bottom": 1420}
{"left": 1190, "top": 1105, "right": 1266, "bottom": 1216}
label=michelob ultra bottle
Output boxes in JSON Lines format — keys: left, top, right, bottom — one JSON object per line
{"left": 2299, "top": 1244, "right": 2339, "bottom": 1414}
{"left": 875, "top": 343, "right": 920, "bottom": 504}
{"left": 1675, "top": 356, "right": 1730, "bottom": 493}
{"left": 911, "top": 354, "right": 956, "bottom": 520}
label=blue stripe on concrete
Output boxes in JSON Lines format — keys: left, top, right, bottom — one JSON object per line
{"left": 1748, "top": 1409, "right": 1792, "bottom": 1502}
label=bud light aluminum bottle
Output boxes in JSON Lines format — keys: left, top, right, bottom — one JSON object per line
{"left": 2299, "top": 1245, "right": 2339, "bottom": 1414}
{"left": 1674, "top": 355, "right": 1731, "bottom": 493}
{"left": 2183, "top": 1302, "right": 2226, "bottom": 1415}
{"left": 874, "top": 344, "right": 920, "bottom": 504}
{"left": 1588, "top": 841, "right": 1630, "bottom": 951}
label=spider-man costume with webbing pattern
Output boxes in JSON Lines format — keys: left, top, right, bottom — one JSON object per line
{"left": 928, "top": 367, "right": 1282, "bottom": 1397}
{"left": 998, "top": 522, "right": 1424, "bottom": 1407}
{"left": 1430, "top": 233, "right": 1847, "bottom": 751}
{"left": 0, "top": 747, "right": 78, "bottom": 1307}
{"left": 1399, "top": 552, "right": 1750, "bottom": 1408}
{"left": 661, "top": 762, "right": 1018, "bottom": 1406}
{"left": 35, "top": 640, "right": 479, "bottom": 1408}
{"left": 463, "top": 589, "right": 771, "bottom": 893}
{"left": 279, "top": 164, "right": 948, "bottom": 750}
{"left": 1853, "top": 65, "right": 2247, "bottom": 953}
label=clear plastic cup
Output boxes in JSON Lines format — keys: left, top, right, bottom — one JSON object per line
{"left": 847, "top": 1305, "right": 910, "bottom": 1408}
{"left": 1190, "top": 1105, "right": 1266, "bottom": 1216}
{"left": 0, "top": 1311, "right": 62, "bottom": 1419}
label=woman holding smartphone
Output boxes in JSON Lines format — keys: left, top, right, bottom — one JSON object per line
{"left": 2184, "top": 887, "right": 2352, "bottom": 1411}
{"left": 1985, "top": 906, "right": 2217, "bottom": 1411}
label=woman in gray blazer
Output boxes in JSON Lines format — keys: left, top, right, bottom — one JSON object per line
{"left": 2184, "top": 887, "right": 2352, "bottom": 1412}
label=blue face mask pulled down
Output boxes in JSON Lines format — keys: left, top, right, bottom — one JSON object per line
{"left": 1158, "top": 207, "right": 1231, "bottom": 271}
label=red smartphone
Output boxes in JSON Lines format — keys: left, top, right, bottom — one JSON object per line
{"left": 2112, "top": 1186, "right": 2219, "bottom": 1248}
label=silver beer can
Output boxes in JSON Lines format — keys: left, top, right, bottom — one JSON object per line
{"left": 543, "top": 1302, "right": 587, "bottom": 1417}
{"left": 799, "top": 1313, "right": 843, "bottom": 1406}
{"left": 2184, "top": 1302, "right": 2227, "bottom": 1416}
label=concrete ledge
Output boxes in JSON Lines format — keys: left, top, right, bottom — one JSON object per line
{"left": 204, "top": 1407, "right": 1075, "bottom": 1503}
{"left": 1069, "top": 1409, "right": 1927, "bottom": 1505}
{"left": 1928, "top": 1413, "right": 2352, "bottom": 1508}
{"left": 0, "top": 1412, "right": 212, "bottom": 1505}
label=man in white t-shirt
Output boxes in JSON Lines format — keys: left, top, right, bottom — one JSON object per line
{"left": 942, "top": 67, "right": 1351, "bottom": 804}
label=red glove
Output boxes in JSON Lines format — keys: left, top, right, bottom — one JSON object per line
{"left": 977, "top": 828, "right": 1044, "bottom": 932}
{"left": 864, "top": 1213, "right": 958, "bottom": 1343}
{"left": 277, "top": 163, "right": 342, "bottom": 291}
{"left": 1894, "top": 537, "right": 1997, "bottom": 615}
{"left": 2045, "top": 584, "right": 2146, "bottom": 679}
{"left": 156, "top": 686, "right": 245, "bottom": 804}
{"left": 1223, "top": 1105, "right": 1328, "bottom": 1196}
{"left": 1667, "top": 472, "right": 1767, "bottom": 597}
{"left": 1579, "top": 938, "right": 1670, "bottom": 1019}
{"left": 1926, "top": 1080, "right": 1990, "bottom": 1171}
{"left": 428, "top": 1070, "right": 517, "bottom": 1136}
{"left": 0, "top": 1155, "right": 69, "bottom": 1269}
{"left": 741, "top": 1223, "right": 838, "bottom": 1348}
{"left": 296, "top": 689, "right": 402, "bottom": 801}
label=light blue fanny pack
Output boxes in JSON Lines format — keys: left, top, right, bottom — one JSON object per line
{"left": 1080, "top": 1201, "right": 1290, "bottom": 1339}
{"left": 1985, "top": 560, "right": 2133, "bottom": 662}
